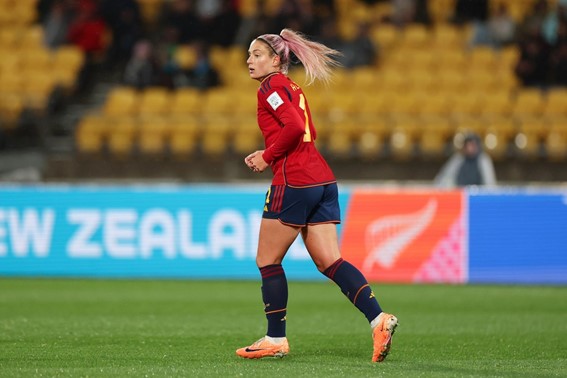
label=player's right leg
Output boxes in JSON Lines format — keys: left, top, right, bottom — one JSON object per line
{"left": 236, "top": 218, "right": 300, "bottom": 359}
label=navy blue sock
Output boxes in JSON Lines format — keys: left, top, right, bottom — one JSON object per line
{"left": 323, "top": 258, "right": 382, "bottom": 323}
{"left": 259, "top": 264, "right": 288, "bottom": 337}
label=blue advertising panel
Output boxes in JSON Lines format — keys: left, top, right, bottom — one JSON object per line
{"left": 0, "top": 184, "right": 349, "bottom": 280}
{"left": 468, "top": 191, "right": 567, "bottom": 284}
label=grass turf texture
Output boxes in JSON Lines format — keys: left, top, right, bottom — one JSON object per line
{"left": 1, "top": 279, "right": 566, "bottom": 377}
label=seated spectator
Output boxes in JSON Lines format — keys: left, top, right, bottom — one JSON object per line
{"left": 66, "top": 0, "right": 108, "bottom": 57}
{"left": 99, "top": 0, "right": 144, "bottom": 65}
{"left": 42, "top": 0, "right": 75, "bottom": 49}
{"left": 487, "top": 3, "right": 517, "bottom": 47}
{"left": 434, "top": 133, "right": 497, "bottom": 188}
{"left": 183, "top": 41, "right": 220, "bottom": 90}
{"left": 515, "top": 29, "right": 551, "bottom": 87}
{"left": 123, "top": 40, "right": 160, "bottom": 89}
{"left": 341, "top": 22, "right": 378, "bottom": 68}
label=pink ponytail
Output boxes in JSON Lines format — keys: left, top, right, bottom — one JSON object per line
{"left": 255, "top": 29, "right": 342, "bottom": 85}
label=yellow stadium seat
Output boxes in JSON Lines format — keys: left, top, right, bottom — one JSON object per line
{"left": 138, "top": 87, "right": 171, "bottom": 118}
{"left": 545, "top": 131, "right": 567, "bottom": 161}
{"left": 107, "top": 117, "right": 137, "bottom": 156}
{"left": 351, "top": 67, "right": 379, "bottom": 91}
{"left": 545, "top": 117, "right": 567, "bottom": 160}
{"left": 174, "top": 45, "right": 197, "bottom": 70}
{"left": 512, "top": 88, "right": 545, "bottom": 117}
{"left": 468, "top": 46, "right": 498, "bottom": 69}
{"left": 0, "top": 28, "right": 23, "bottom": 48}
{"left": 0, "top": 72, "right": 24, "bottom": 96}
{"left": 201, "top": 116, "right": 231, "bottom": 157}
{"left": 435, "top": 49, "right": 468, "bottom": 71}
{"left": 436, "top": 69, "right": 467, "bottom": 92}
{"left": 497, "top": 46, "right": 520, "bottom": 70}
{"left": 543, "top": 89, "right": 567, "bottom": 117}
{"left": 431, "top": 22, "right": 465, "bottom": 48}
{"left": 417, "top": 91, "right": 452, "bottom": 116}
{"left": 75, "top": 114, "right": 107, "bottom": 154}
{"left": 482, "top": 115, "right": 517, "bottom": 160}
{"left": 54, "top": 45, "right": 85, "bottom": 69}
{"left": 202, "top": 89, "right": 234, "bottom": 114}
{"left": 0, "top": 94, "right": 24, "bottom": 129}
{"left": 104, "top": 87, "right": 139, "bottom": 117}
{"left": 400, "top": 24, "right": 431, "bottom": 48}
{"left": 466, "top": 69, "right": 497, "bottom": 91}
{"left": 138, "top": 116, "right": 169, "bottom": 155}
{"left": 453, "top": 114, "right": 486, "bottom": 137}
{"left": 389, "top": 116, "right": 420, "bottom": 160}
{"left": 231, "top": 115, "right": 261, "bottom": 154}
{"left": 326, "top": 128, "right": 353, "bottom": 158}
{"left": 20, "top": 25, "right": 44, "bottom": 49}
{"left": 20, "top": 48, "right": 53, "bottom": 71}
{"left": 370, "top": 23, "right": 400, "bottom": 51}
{"left": 169, "top": 116, "right": 201, "bottom": 158}
{"left": 356, "top": 118, "right": 390, "bottom": 160}
{"left": 514, "top": 131, "right": 541, "bottom": 160}
{"left": 478, "top": 89, "right": 513, "bottom": 116}
{"left": 517, "top": 116, "right": 547, "bottom": 139}
{"left": 170, "top": 88, "right": 202, "bottom": 115}
{"left": 451, "top": 91, "right": 482, "bottom": 116}
{"left": 22, "top": 71, "right": 58, "bottom": 112}
{"left": 52, "top": 45, "right": 85, "bottom": 90}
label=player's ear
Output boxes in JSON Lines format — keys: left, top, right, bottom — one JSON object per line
{"left": 272, "top": 54, "right": 280, "bottom": 67}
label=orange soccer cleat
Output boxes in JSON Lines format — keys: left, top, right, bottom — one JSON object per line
{"left": 236, "top": 337, "right": 289, "bottom": 359}
{"left": 372, "top": 313, "right": 398, "bottom": 362}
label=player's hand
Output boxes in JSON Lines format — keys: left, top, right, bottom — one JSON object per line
{"left": 244, "top": 150, "right": 268, "bottom": 173}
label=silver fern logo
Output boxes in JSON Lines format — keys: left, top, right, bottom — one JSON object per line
{"left": 363, "top": 199, "right": 438, "bottom": 270}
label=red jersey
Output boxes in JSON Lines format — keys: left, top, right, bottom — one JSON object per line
{"left": 257, "top": 73, "right": 336, "bottom": 187}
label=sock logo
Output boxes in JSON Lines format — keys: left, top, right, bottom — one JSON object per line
{"left": 369, "top": 290, "right": 376, "bottom": 299}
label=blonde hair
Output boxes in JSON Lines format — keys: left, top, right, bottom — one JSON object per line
{"left": 255, "top": 28, "right": 342, "bottom": 85}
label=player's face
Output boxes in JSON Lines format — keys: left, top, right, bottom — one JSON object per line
{"left": 247, "top": 40, "right": 279, "bottom": 81}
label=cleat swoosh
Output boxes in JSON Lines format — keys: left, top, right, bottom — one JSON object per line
{"left": 244, "top": 348, "right": 265, "bottom": 353}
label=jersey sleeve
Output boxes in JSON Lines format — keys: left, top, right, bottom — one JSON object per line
{"left": 259, "top": 87, "right": 305, "bottom": 165}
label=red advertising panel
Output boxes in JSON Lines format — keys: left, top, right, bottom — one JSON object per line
{"left": 340, "top": 190, "right": 466, "bottom": 283}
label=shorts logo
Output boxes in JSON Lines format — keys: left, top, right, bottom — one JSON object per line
{"left": 267, "top": 92, "right": 284, "bottom": 110}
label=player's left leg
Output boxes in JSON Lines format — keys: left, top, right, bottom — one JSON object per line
{"left": 302, "top": 223, "right": 398, "bottom": 362}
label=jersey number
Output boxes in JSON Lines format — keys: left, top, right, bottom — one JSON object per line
{"left": 299, "top": 94, "right": 312, "bottom": 142}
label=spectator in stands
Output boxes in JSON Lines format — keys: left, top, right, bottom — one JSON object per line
{"left": 66, "top": 0, "right": 108, "bottom": 57}
{"left": 99, "top": 0, "right": 144, "bottom": 65}
{"left": 341, "top": 22, "right": 378, "bottom": 68}
{"left": 123, "top": 40, "right": 160, "bottom": 89}
{"left": 487, "top": 3, "right": 517, "bottom": 48}
{"left": 517, "top": 0, "right": 550, "bottom": 41}
{"left": 42, "top": 0, "right": 75, "bottom": 49}
{"left": 434, "top": 133, "right": 497, "bottom": 188}
{"left": 183, "top": 41, "right": 220, "bottom": 89}
{"left": 452, "top": 0, "right": 489, "bottom": 25}
{"left": 391, "top": 0, "right": 431, "bottom": 27}
{"left": 272, "top": 0, "right": 318, "bottom": 36}
{"left": 194, "top": 0, "right": 241, "bottom": 47}
{"left": 515, "top": 28, "right": 551, "bottom": 87}
{"left": 549, "top": 17, "right": 567, "bottom": 86}
{"left": 316, "top": 18, "right": 345, "bottom": 52}
{"left": 159, "top": 0, "right": 203, "bottom": 44}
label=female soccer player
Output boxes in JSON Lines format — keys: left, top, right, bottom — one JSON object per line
{"left": 236, "top": 28, "right": 398, "bottom": 363}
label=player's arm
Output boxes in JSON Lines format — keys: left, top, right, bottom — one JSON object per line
{"left": 261, "top": 89, "right": 305, "bottom": 164}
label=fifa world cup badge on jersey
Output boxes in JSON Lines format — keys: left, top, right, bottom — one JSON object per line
{"left": 267, "top": 92, "right": 284, "bottom": 110}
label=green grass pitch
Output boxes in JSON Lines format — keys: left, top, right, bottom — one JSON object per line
{"left": 1, "top": 278, "right": 566, "bottom": 377}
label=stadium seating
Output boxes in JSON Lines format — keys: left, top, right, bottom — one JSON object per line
{"left": 69, "top": 0, "right": 567, "bottom": 168}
